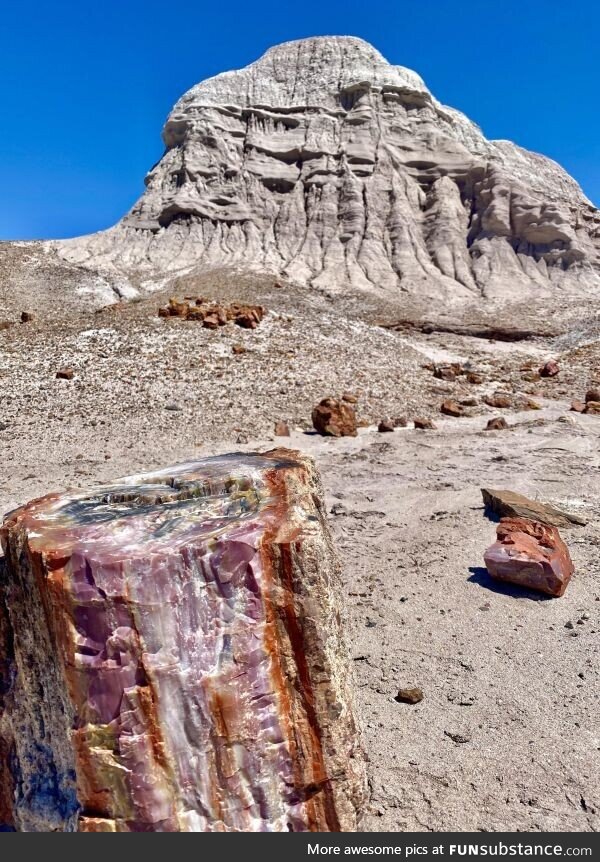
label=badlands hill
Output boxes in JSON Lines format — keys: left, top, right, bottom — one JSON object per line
{"left": 49, "top": 35, "right": 600, "bottom": 305}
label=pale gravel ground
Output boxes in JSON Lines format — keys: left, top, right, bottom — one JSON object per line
{"left": 1, "top": 250, "right": 599, "bottom": 832}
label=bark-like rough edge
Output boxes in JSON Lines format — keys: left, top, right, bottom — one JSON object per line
{"left": 0, "top": 449, "right": 366, "bottom": 832}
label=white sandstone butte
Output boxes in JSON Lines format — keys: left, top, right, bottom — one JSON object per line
{"left": 56, "top": 36, "right": 600, "bottom": 302}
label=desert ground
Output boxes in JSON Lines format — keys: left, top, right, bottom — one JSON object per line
{"left": 0, "top": 250, "right": 599, "bottom": 831}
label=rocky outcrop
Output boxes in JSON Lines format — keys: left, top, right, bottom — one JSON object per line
{"left": 0, "top": 451, "right": 364, "bottom": 832}
{"left": 158, "top": 296, "right": 265, "bottom": 328}
{"left": 484, "top": 517, "right": 574, "bottom": 597}
{"left": 57, "top": 36, "right": 600, "bottom": 302}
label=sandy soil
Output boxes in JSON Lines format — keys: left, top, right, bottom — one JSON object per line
{"left": 1, "top": 247, "right": 599, "bottom": 832}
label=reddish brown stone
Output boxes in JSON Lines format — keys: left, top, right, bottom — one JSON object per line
{"left": 484, "top": 517, "right": 574, "bottom": 597}
{"left": 312, "top": 398, "right": 357, "bottom": 437}
{"left": 585, "top": 388, "right": 600, "bottom": 403}
{"left": 56, "top": 368, "right": 74, "bottom": 380}
{"left": 584, "top": 401, "right": 600, "bottom": 415}
{"left": 394, "top": 687, "right": 423, "bottom": 705}
{"left": 466, "top": 373, "right": 483, "bottom": 385}
{"left": 440, "top": 399, "right": 464, "bottom": 417}
{"left": 486, "top": 417, "right": 508, "bottom": 431}
{"left": 484, "top": 393, "right": 511, "bottom": 409}
{"left": 274, "top": 420, "right": 290, "bottom": 436}
{"left": 20, "top": 311, "right": 34, "bottom": 323}
{"left": 377, "top": 419, "right": 395, "bottom": 433}
{"left": 202, "top": 314, "right": 220, "bottom": 330}
{"left": 232, "top": 344, "right": 246, "bottom": 355}
{"left": 341, "top": 392, "right": 358, "bottom": 404}
{"left": 158, "top": 298, "right": 265, "bottom": 329}
{"left": 0, "top": 321, "right": 13, "bottom": 331}
{"left": 433, "top": 363, "right": 463, "bottom": 381}
{"left": 413, "top": 417, "right": 435, "bottom": 430}
{"left": 539, "top": 360, "right": 559, "bottom": 378}
{"left": 570, "top": 400, "right": 586, "bottom": 413}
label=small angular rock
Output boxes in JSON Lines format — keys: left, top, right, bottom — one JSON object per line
{"left": 486, "top": 417, "right": 508, "bottom": 431}
{"left": 484, "top": 517, "right": 574, "bottom": 597}
{"left": 585, "top": 388, "right": 600, "bottom": 404}
{"left": 56, "top": 368, "right": 74, "bottom": 380}
{"left": 584, "top": 400, "right": 600, "bottom": 415}
{"left": 539, "top": 360, "right": 559, "bottom": 378}
{"left": 484, "top": 393, "right": 511, "bottom": 409}
{"left": 570, "top": 400, "right": 586, "bottom": 413}
{"left": 20, "top": 311, "right": 34, "bottom": 323}
{"left": 433, "top": 363, "right": 462, "bottom": 381}
{"left": 377, "top": 419, "right": 395, "bottom": 433}
{"left": 394, "top": 688, "right": 423, "bottom": 705}
{"left": 413, "top": 417, "right": 435, "bottom": 430}
{"left": 312, "top": 398, "right": 357, "bottom": 437}
{"left": 274, "top": 420, "right": 290, "bottom": 436}
{"left": 440, "top": 399, "right": 464, "bottom": 417}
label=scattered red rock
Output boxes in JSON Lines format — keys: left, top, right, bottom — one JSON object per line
{"left": 440, "top": 399, "right": 464, "bottom": 417}
{"left": 433, "top": 363, "right": 463, "bottom": 381}
{"left": 342, "top": 392, "right": 358, "bottom": 404}
{"left": 585, "top": 401, "right": 600, "bottom": 415}
{"left": 158, "top": 297, "right": 265, "bottom": 329}
{"left": 231, "top": 344, "right": 246, "bottom": 355}
{"left": 414, "top": 417, "right": 435, "bottom": 430}
{"left": 312, "top": 398, "right": 357, "bottom": 437}
{"left": 484, "top": 517, "right": 574, "bottom": 597}
{"left": 0, "top": 321, "right": 13, "bottom": 331}
{"left": 585, "top": 388, "right": 600, "bottom": 403}
{"left": 539, "top": 360, "right": 559, "bottom": 378}
{"left": 56, "top": 368, "right": 74, "bottom": 380}
{"left": 486, "top": 417, "right": 508, "bottom": 431}
{"left": 484, "top": 393, "right": 512, "bottom": 409}
{"left": 394, "top": 687, "right": 423, "bottom": 705}
{"left": 377, "top": 419, "right": 395, "bottom": 433}
{"left": 466, "top": 372, "right": 483, "bottom": 385}
{"left": 274, "top": 420, "right": 290, "bottom": 437}
{"left": 20, "top": 311, "right": 34, "bottom": 323}
{"left": 570, "top": 400, "right": 586, "bottom": 413}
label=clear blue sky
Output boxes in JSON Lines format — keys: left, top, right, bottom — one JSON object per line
{"left": 1, "top": 0, "right": 598, "bottom": 240}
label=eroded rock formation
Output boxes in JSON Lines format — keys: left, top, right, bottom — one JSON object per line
{"left": 57, "top": 36, "right": 600, "bottom": 302}
{"left": 0, "top": 450, "right": 364, "bottom": 832}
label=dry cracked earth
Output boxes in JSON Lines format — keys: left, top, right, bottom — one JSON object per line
{"left": 1, "top": 258, "right": 599, "bottom": 832}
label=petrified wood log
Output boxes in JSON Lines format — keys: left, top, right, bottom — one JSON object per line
{"left": 0, "top": 450, "right": 364, "bottom": 832}
{"left": 484, "top": 517, "right": 574, "bottom": 598}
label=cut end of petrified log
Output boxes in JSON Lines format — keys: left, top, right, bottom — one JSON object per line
{"left": 0, "top": 449, "right": 365, "bottom": 832}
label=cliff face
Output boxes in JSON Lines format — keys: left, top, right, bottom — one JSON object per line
{"left": 57, "top": 36, "right": 600, "bottom": 302}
